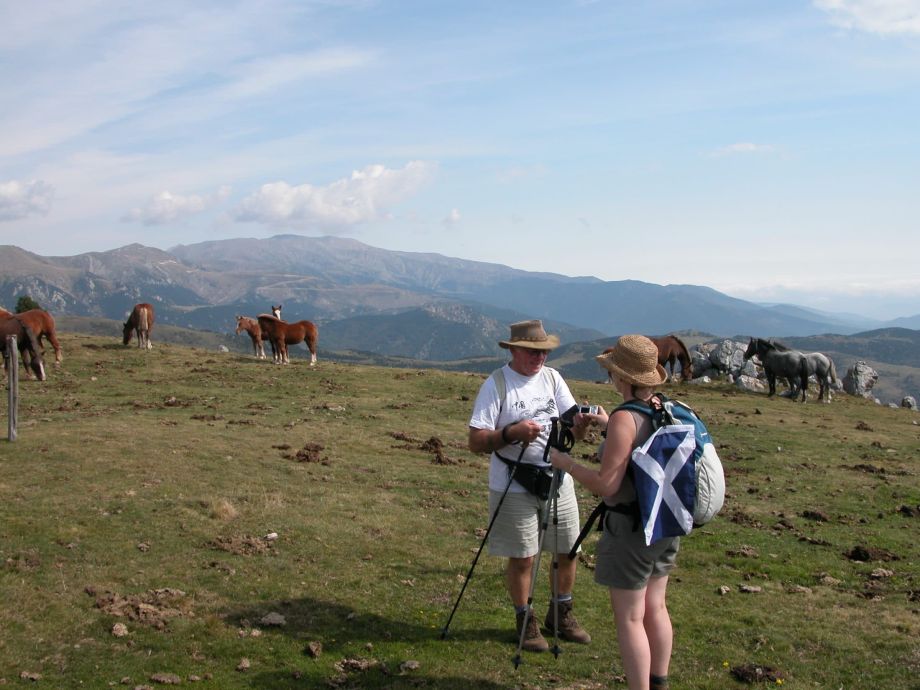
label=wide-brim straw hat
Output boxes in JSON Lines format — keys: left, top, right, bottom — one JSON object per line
{"left": 498, "top": 320, "right": 560, "bottom": 350}
{"left": 596, "top": 334, "right": 667, "bottom": 386}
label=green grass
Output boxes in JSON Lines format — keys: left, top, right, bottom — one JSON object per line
{"left": 1, "top": 334, "right": 918, "bottom": 688}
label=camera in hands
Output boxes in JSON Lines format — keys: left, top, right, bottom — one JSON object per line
{"left": 579, "top": 405, "right": 599, "bottom": 415}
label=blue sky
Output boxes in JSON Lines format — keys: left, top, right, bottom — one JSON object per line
{"left": 2, "top": 1, "right": 919, "bottom": 318}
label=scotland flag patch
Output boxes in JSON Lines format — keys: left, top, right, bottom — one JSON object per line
{"left": 631, "top": 424, "right": 697, "bottom": 546}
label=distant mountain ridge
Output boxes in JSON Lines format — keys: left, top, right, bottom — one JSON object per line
{"left": 2, "top": 235, "right": 918, "bottom": 357}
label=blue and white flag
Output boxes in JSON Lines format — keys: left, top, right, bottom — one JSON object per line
{"left": 631, "top": 423, "right": 697, "bottom": 546}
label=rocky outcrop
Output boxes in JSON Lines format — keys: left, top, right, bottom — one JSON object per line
{"left": 843, "top": 361, "right": 879, "bottom": 398}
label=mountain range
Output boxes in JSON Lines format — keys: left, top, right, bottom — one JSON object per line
{"left": 3, "top": 234, "right": 917, "bottom": 341}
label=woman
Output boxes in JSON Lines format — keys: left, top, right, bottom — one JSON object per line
{"left": 550, "top": 334, "right": 675, "bottom": 690}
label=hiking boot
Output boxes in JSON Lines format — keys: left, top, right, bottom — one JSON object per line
{"left": 544, "top": 599, "right": 591, "bottom": 644}
{"left": 515, "top": 608, "right": 549, "bottom": 652}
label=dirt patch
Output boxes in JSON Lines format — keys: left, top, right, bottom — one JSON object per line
{"left": 726, "top": 507, "right": 764, "bottom": 529}
{"left": 855, "top": 421, "right": 873, "bottom": 431}
{"left": 87, "top": 586, "right": 192, "bottom": 630}
{"left": 5, "top": 550, "right": 41, "bottom": 572}
{"left": 282, "top": 442, "right": 328, "bottom": 464}
{"left": 730, "top": 664, "right": 785, "bottom": 683}
{"left": 191, "top": 413, "right": 224, "bottom": 422}
{"left": 897, "top": 504, "right": 919, "bottom": 517}
{"left": 209, "top": 535, "right": 275, "bottom": 556}
{"left": 420, "top": 436, "right": 463, "bottom": 465}
{"left": 844, "top": 544, "right": 900, "bottom": 562}
{"left": 389, "top": 431, "right": 420, "bottom": 444}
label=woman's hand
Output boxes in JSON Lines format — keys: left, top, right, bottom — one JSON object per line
{"left": 574, "top": 404, "right": 609, "bottom": 428}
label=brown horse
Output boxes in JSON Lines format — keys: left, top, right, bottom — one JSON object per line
{"left": 257, "top": 313, "right": 318, "bottom": 365}
{"left": 3, "top": 308, "right": 63, "bottom": 365}
{"left": 235, "top": 316, "right": 266, "bottom": 359}
{"left": 123, "top": 303, "right": 154, "bottom": 349}
{"left": 0, "top": 317, "right": 46, "bottom": 381}
{"left": 649, "top": 334, "right": 693, "bottom": 382}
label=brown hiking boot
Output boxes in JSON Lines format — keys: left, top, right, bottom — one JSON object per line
{"left": 544, "top": 599, "right": 591, "bottom": 644}
{"left": 515, "top": 608, "right": 549, "bottom": 652}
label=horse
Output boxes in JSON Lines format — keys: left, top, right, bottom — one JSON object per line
{"left": 767, "top": 339, "right": 838, "bottom": 403}
{"left": 743, "top": 337, "right": 809, "bottom": 402}
{"left": 235, "top": 316, "right": 266, "bottom": 359}
{"left": 257, "top": 313, "right": 318, "bottom": 366}
{"left": 123, "top": 303, "right": 155, "bottom": 349}
{"left": 2, "top": 308, "right": 63, "bottom": 365}
{"left": 649, "top": 334, "right": 693, "bottom": 382}
{"left": 0, "top": 317, "right": 46, "bottom": 381}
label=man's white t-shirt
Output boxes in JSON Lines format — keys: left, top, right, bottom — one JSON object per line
{"left": 469, "top": 364, "right": 577, "bottom": 493}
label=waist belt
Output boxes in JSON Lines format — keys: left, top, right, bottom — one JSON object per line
{"left": 495, "top": 451, "right": 558, "bottom": 501}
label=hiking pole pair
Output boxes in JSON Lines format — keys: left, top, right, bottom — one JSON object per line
{"left": 440, "top": 441, "right": 528, "bottom": 640}
{"left": 513, "top": 415, "right": 574, "bottom": 667}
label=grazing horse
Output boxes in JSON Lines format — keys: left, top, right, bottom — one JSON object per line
{"left": 0, "top": 317, "right": 46, "bottom": 381}
{"left": 2, "top": 308, "right": 63, "bottom": 365}
{"left": 257, "top": 313, "right": 318, "bottom": 366}
{"left": 235, "top": 316, "right": 266, "bottom": 359}
{"left": 649, "top": 334, "right": 693, "bottom": 382}
{"left": 768, "top": 339, "right": 838, "bottom": 403}
{"left": 123, "top": 303, "right": 155, "bottom": 349}
{"left": 743, "top": 337, "right": 809, "bottom": 402}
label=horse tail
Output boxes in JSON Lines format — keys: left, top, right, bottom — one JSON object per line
{"left": 828, "top": 357, "right": 838, "bottom": 383}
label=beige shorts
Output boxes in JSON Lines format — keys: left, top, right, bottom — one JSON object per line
{"left": 486, "top": 483, "right": 582, "bottom": 559}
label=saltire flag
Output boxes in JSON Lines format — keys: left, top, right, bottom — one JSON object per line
{"left": 631, "top": 423, "right": 697, "bottom": 546}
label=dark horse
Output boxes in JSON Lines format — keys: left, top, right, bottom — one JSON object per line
{"left": 767, "top": 339, "right": 838, "bottom": 403}
{"left": 258, "top": 313, "right": 318, "bottom": 366}
{"left": 123, "top": 303, "right": 155, "bottom": 349}
{"left": 0, "top": 316, "right": 46, "bottom": 381}
{"left": 743, "top": 337, "right": 809, "bottom": 402}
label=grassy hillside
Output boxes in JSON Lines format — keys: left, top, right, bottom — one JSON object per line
{"left": 1, "top": 335, "right": 918, "bottom": 688}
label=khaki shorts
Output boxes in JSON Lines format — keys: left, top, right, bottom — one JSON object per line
{"left": 593, "top": 510, "right": 679, "bottom": 590}
{"left": 487, "top": 483, "right": 582, "bottom": 559}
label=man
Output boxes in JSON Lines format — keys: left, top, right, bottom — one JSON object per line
{"left": 468, "top": 320, "right": 592, "bottom": 652}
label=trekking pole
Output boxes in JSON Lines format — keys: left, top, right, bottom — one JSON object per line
{"left": 512, "top": 465, "right": 563, "bottom": 668}
{"left": 549, "top": 472, "right": 562, "bottom": 658}
{"left": 440, "top": 442, "right": 527, "bottom": 640}
{"left": 512, "top": 416, "right": 572, "bottom": 667}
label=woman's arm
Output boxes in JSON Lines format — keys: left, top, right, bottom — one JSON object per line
{"left": 550, "top": 409, "right": 636, "bottom": 497}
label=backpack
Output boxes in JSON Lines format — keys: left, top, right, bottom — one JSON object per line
{"left": 618, "top": 394, "right": 725, "bottom": 545}
{"left": 568, "top": 394, "right": 724, "bottom": 554}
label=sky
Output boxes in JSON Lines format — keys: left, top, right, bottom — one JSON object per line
{"left": 2, "top": 1, "right": 920, "bottom": 320}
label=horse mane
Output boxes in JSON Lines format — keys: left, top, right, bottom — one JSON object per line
{"left": 671, "top": 335, "right": 690, "bottom": 359}
{"left": 768, "top": 338, "right": 791, "bottom": 351}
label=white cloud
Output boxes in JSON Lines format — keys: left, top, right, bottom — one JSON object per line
{"left": 815, "top": 0, "right": 920, "bottom": 35}
{"left": 233, "top": 161, "right": 436, "bottom": 228}
{"left": 0, "top": 179, "right": 54, "bottom": 221}
{"left": 710, "top": 142, "right": 775, "bottom": 157}
{"left": 443, "top": 208, "right": 461, "bottom": 227}
{"left": 124, "top": 186, "right": 230, "bottom": 225}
